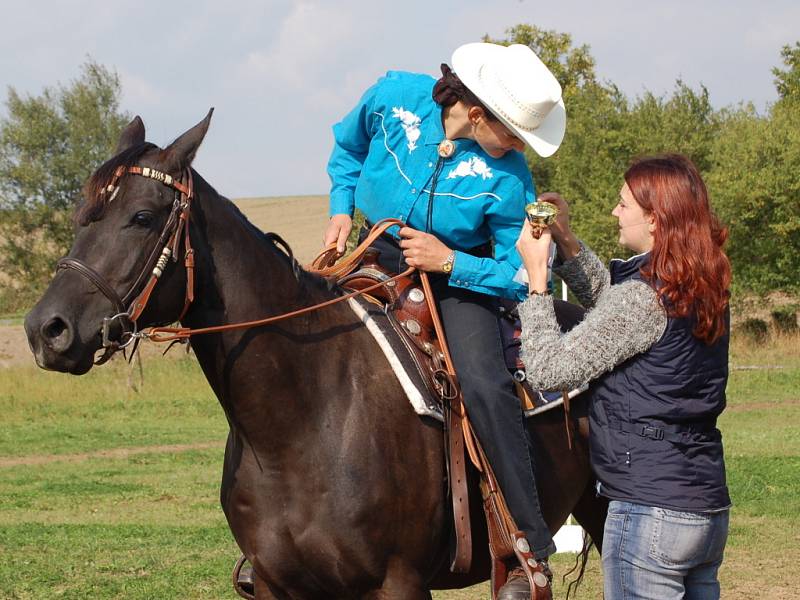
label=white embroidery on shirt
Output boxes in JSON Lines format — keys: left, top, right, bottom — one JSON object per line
{"left": 375, "top": 112, "right": 412, "bottom": 184}
{"left": 391, "top": 107, "right": 421, "bottom": 152}
{"left": 446, "top": 157, "right": 494, "bottom": 180}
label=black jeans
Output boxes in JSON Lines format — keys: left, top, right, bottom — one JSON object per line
{"left": 365, "top": 230, "right": 556, "bottom": 558}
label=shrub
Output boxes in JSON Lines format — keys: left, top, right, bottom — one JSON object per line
{"left": 738, "top": 318, "right": 769, "bottom": 344}
{"left": 771, "top": 306, "right": 799, "bottom": 333}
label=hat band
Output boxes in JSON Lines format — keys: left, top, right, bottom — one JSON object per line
{"left": 476, "top": 64, "right": 555, "bottom": 133}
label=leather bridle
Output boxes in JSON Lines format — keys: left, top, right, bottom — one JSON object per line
{"left": 56, "top": 165, "right": 196, "bottom": 364}
{"left": 57, "top": 165, "right": 414, "bottom": 364}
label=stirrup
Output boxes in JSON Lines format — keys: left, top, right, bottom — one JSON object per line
{"left": 232, "top": 554, "right": 255, "bottom": 600}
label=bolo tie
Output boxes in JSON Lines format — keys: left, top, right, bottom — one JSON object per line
{"left": 425, "top": 139, "right": 456, "bottom": 233}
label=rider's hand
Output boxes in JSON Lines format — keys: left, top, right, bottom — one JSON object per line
{"left": 516, "top": 220, "right": 552, "bottom": 293}
{"left": 323, "top": 214, "right": 353, "bottom": 254}
{"left": 398, "top": 227, "right": 451, "bottom": 272}
{"left": 536, "top": 192, "right": 579, "bottom": 260}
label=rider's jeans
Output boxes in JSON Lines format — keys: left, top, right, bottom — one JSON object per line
{"left": 602, "top": 500, "right": 729, "bottom": 600}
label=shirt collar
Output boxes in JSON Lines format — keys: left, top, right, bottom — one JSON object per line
{"left": 423, "top": 102, "right": 445, "bottom": 146}
{"left": 423, "top": 102, "right": 477, "bottom": 152}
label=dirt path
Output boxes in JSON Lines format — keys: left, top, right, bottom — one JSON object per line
{"left": 0, "top": 441, "right": 225, "bottom": 468}
{"left": 0, "top": 324, "right": 32, "bottom": 369}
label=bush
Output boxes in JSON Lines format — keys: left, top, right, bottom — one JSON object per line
{"left": 771, "top": 306, "right": 799, "bottom": 333}
{"left": 738, "top": 318, "right": 770, "bottom": 344}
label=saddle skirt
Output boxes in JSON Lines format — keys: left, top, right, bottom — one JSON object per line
{"left": 339, "top": 249, "right": 582, "bottom": 421}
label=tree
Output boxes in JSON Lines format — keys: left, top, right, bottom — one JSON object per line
{"left": 0, "top": 60, "right": 129, "bottom": 311}
{"left": 485, "top": 25, "right": 720, "bottom": 263}
{"left": 482, "top": 25, "right": 625, "bottom": 259}
{"left": 773, "top": 42, "right": 800, "bottom": 100}
{"left": 709, "top": 42, "right": 800, "bottom": 295}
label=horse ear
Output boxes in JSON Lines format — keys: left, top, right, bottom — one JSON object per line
{"left": 160, "top": 108, "right": 214, "bottom": 173}
{"left": 116, "top": 116, "right": 146, "bottom": 154}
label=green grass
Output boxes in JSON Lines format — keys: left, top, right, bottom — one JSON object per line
{"left": 0, "top": 334, "right": 798, "bottom": 599}
{"left": 0, "top": 356, "right": 226, "bottom": 457}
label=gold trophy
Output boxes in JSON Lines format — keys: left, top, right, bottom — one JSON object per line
{"left": 525, "top": 201, "right": 559, "bottom": 239}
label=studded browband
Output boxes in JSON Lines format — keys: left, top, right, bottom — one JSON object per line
{"left": 103, "top": 165, "right": 192, "bottom": 200}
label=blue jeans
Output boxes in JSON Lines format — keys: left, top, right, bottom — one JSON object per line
{"left": 602, "top": 500, "right": 729, "bottom": 600}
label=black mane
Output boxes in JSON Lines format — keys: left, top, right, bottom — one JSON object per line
{"left": 76, "top": 142, "right": 159, "bottom": 225}
{"left": 220, "top": 196, "right": 337, "bottom": 297}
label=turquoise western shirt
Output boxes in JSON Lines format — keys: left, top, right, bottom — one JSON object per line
{"left": 327, "top": 71, "right": 536, "bottom": 301}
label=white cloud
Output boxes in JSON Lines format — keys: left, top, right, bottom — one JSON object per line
{"left": 744, "top": 8, "right": 800, "bottom": 50}
{"left": 235, "top": 0, "right": 360, "bottom": 90}
{"left": 119, "top": 70, "right": 162, "bottom": 108}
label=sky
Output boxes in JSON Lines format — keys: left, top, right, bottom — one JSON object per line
{"left": 0, "top": 0, "right": 797, "bottom": 198}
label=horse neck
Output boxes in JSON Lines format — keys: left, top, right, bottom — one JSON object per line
{"left": 184, "top": 176, "right": 324, "bottom": 323}
{"left": 179, "top": 176, "right": 347, "bottom": 437}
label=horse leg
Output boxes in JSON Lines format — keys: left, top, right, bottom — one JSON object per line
{"left": 252, "top": 572, "right": 280, "bottom": 600}
{"left": 362, "top": 586, "right": 431, "bottom": 600}
{"left": 570, "top": 479, "right": 609, "bottom": 553}
{"left": 361, "top": 560, "right": 431, "bottom": 600}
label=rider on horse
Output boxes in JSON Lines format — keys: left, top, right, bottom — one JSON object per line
{"left": 323, "top": 42, "right": 566, "bottom": 599}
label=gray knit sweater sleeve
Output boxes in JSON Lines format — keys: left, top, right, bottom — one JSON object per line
{"left": 519, "top": 278, "right": 668, "bottom": 392}
{"left": 551, "top": 242, "right": 608, "bottom": 309}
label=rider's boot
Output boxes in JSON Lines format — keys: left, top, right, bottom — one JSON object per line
{"left": 497, "top": 559, "right": 553, "bottom": 600}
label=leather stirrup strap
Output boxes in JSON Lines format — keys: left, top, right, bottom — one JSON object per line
{"left": 471, "top": 430, "right": 550, "bottom": 600}
{"left": 418, "top": 271, "right": 472, "bottom": 573}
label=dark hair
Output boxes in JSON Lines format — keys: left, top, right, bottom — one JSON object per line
{"left": 76, "top": 142, "right": 158, "bottom": 225}
{"left": 624, "top": 154, "right": 731, "bottom": 344}
{"left": 432, "top": 64, "right": 497, "bottom": 120}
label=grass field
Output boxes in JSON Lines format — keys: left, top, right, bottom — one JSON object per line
{"left": 1, "top": 326, "right": 798, "bottom": 599}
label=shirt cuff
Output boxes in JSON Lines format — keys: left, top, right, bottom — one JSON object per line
{"left": 328, "top": 191, "right": 354, "bottom": 217}
{"left": 448, "top": 250, "right": 478, "bottom": 288}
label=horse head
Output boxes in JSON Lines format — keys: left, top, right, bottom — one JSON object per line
{"left": 25, "top": 110, "right": 213, "bottom": 374}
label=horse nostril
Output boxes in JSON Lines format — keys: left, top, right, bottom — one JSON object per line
{"left": 40, "top": 316, "right": 74, "bottom": 352}
{"left": 43, "top": 318, "right": 65, "bottom": 339}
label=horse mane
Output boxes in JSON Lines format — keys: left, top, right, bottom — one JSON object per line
{"left": 218, "top": 194, "right": 338, "bottom": 298}
{"left": 76, "top": 142, "right": 159, "bottom": 225}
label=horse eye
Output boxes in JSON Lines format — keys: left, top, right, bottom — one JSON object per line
{"left": 132, "top": 211, "right": 154, "bottom": 227}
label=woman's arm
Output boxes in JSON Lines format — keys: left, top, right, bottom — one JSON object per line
{"left": 551, "top": 242, "right": 610, "bottom": 309}
{"left": 516, "top": 193, "right": 610, "bottom": 307}
{"left": 519, "top": 280, "right": 667, "bottom": 391}
{"left": 447, "top": 179, "right": 531, "bottom": 300}
{"left": 323, "top": 78, "right": 387, "bottom": 251}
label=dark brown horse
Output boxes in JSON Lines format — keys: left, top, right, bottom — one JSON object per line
{"left": 25, "top": 112, "right": 607, "bottom": 599}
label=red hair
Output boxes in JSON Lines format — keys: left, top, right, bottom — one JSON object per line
{"left": 624, "top": 154, "right": 731, "bottom": 344}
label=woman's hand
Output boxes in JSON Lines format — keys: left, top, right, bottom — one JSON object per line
{"left": 398, "top": 227, "right": 451, "bottom": 272}
{"left": 537, "top": 192, "right": 580, "bottom": 260}
{"left": 516, "top": 220, "right": 552, "bottom": 293}
{"left": 323, "top": 214, "right": 353, "bottom": 253}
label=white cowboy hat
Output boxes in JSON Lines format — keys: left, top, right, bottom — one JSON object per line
{"left": 452, "top": 42, "right": 566, "bottom": 157}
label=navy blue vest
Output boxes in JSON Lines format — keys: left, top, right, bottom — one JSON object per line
{"left": 589, "top": 253, "right": 731, "bottom": 511}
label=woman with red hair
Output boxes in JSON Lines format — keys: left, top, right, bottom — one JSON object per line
{"left": 516, "top": 154, "right": 731, "bottom": 599}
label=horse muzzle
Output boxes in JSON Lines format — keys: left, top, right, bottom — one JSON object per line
{"left": 24, "top": 305, "right": 98, "bottom": 374}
